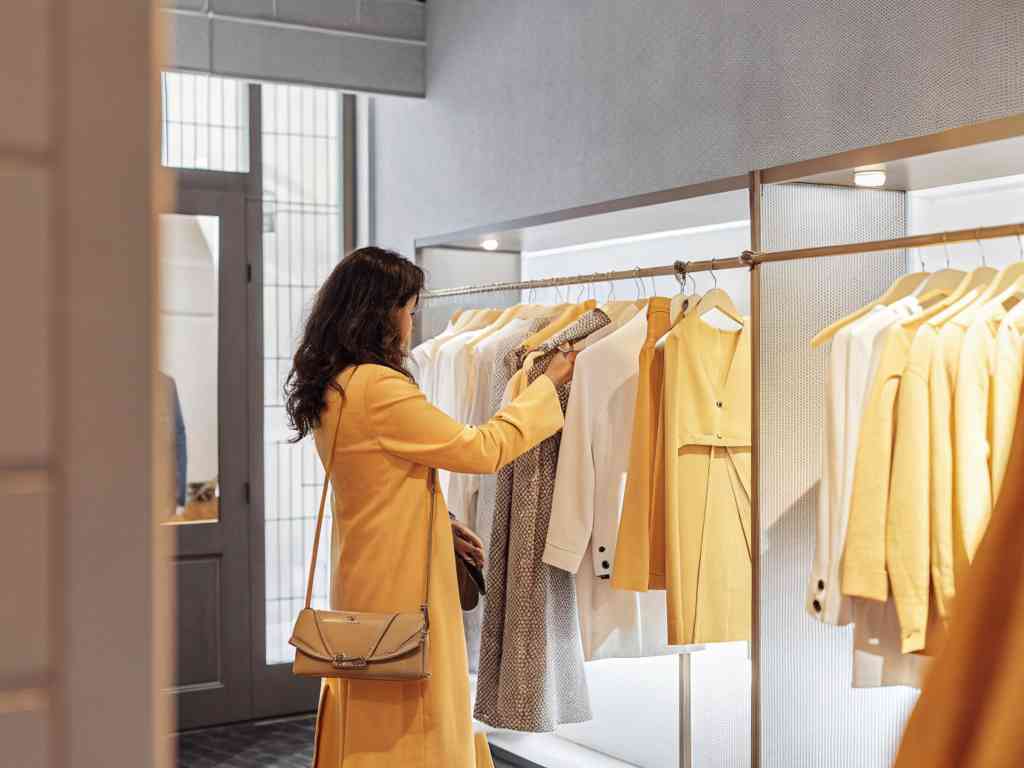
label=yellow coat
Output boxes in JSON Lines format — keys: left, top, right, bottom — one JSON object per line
{"left": 612, "top": 298, "right": 672, "bottom": 592}
{"left": 894, "top": 379, "right": 1024, "bottom": 768}
{"left": 311, "top": 364, "right": 563, "bottom": 767}
{"left": 663, "top": 312, "right": 752, "bottom": 645}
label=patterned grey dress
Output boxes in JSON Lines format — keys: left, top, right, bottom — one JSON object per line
{"left": 474, "top": 309, "right": 611, "bottom": 732}
{"left": 463, "top": 316, "right": 550, "bottom": 674}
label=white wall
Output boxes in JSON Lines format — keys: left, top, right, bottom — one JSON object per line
{"left": 909, "top": 174, "right": 1024, "bottom": 270}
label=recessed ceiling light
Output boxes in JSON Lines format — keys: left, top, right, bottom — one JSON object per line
{"left": 481, "top": 239, "right": 499, "bottom": 251}
{"left": 854, "top": 167, "right": 887, "bottom": 188}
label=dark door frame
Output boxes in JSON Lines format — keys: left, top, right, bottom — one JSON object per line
{"left": 165, "top": 167, "right": 253, "bottom": 731}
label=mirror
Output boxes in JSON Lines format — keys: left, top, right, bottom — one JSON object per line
{"left": 159, "top": 214, "right": 220, "bottom": 525}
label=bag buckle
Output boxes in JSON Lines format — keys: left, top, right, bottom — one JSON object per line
{"left": 332, "top": 654, "right": 368, "bottom": 670}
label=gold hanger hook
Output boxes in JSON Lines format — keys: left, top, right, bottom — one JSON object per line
{"left": 976, "top": 228, "right": 987, "bottom": 268}
{"left": 710, "top": 257, "right": 719, "bottom": 288}
{"left": 942, "top": 233, "right": 951, "bottom": 269}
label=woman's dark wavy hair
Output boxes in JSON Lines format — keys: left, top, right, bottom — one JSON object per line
{"left": 285, "top": 247, "right": 424, "bottom": 441}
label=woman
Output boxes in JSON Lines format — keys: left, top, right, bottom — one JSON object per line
{"left": 285, "top": 247, "right": 575, "bottom": 767}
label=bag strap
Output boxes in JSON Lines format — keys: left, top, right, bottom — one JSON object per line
{"left": 304, "top": 377, "right": 438, "bottom": 616}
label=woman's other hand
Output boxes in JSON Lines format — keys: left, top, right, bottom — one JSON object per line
{"left": 452, "top": 518, "right": 485, "bottom": 568}
{"left": 545, "top": 349, "right": 578, "bottom": 388}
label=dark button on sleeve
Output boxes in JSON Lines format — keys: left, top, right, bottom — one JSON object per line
{"left": 598, "top": 546, "right": 606, "bottom": 553}
{"left": 601, "top": 560, "right": 610, "bottom": 569}
{"left": 817, "top": 579, "right": 825, "bottom": 591}
{"left": 812, "top": 599, "right": 822, "bottom": 613}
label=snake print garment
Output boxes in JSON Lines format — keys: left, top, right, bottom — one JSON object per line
{"left": 474, "top": 309, "right": 610, "bottom": 732}
{"left": 463, "top": 317, "right": 551, "bottom": 675}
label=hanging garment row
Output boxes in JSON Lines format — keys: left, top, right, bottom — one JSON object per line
{"left": 808, "top": 240, "right": 1024, "bottom": 689}
{"left": 411, "top": 267, "right": 752, "bottom": 732}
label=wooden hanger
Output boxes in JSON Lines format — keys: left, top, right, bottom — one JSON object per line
{"left": 694, "top": 259, "right": 744, "bottom": 327}
{"left": 927, "top": 266, "right": 997, "bottom": 326}
{"left": 810, "top": 271, "right": 928, "bottom": 348}
{"left": 932, "top": 236, "right": 1024, "bottom": 328}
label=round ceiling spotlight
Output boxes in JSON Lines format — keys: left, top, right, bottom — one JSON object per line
{"left": 481, "top": 238, "right": 500, "bottom": 251}
{"left": 854, "top": 166, "right": 887, "bottom": 188}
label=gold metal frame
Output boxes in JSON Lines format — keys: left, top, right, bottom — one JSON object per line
{"left": 413, "top": 111, "right": 1024, "bottom": 768}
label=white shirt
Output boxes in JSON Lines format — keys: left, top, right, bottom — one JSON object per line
{"left": 544, "top": 309, "right": 670, "bottom": 660}
{"left": 446, "top": 319, "right": 531, "bottom": 524}
{"left": 410, "top": 321, "right": 457, "bottom": 403}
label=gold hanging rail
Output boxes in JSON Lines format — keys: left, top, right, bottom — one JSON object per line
{"left": 421, "top": 255, "right": 752, "bottom": 299}
{"left": 421, "top": 221, "right": 1024, "bottom": 299}
{"left": 748, "top": 221, "right": 1024, "bottom": 265}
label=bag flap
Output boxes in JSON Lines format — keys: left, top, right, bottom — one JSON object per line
{"left": 289, "top": 607, "right": 425, "bottom": 663}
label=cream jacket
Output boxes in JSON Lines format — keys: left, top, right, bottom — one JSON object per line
{"left": 809, "top": 302, "right": 914, "bottom": 624}
{"left": 545, "top": 309, "right": 670, "bottom": 659}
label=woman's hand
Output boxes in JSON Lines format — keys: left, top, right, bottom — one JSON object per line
{"left": 452, "top": 518, "right": 485, "bottom": 568}
{"left": 545, "top": 349, "right": 578, "bottom": 388}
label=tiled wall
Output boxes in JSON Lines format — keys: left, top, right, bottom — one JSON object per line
{"left": 0, "top": 2, "right": 168, "bottom": 767}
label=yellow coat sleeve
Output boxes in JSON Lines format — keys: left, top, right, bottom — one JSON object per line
{"left": 929, "top": 324, "right": 963, "bottom": 619}
{"left": 886, "top": 328, "right": 935, "bottom": 652}
{"left": 953, "top": 322, "right": 995, "bottom": 563}
{"left": 843, "top": 328, "right": 911, "bottom": 602}
{"left": 362, "top": 365, "right": 564, "bottom": 474}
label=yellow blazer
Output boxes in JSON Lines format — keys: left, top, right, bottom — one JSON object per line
{"left": 886, "top": 325, "right": 936, "bottom": 652}
{"left": 843, "top": 323, "right": 915, "bottom": 602}
{"left": 311, "top": 364, "right": 563, "bottom": 768}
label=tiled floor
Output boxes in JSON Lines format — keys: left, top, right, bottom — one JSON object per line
{"left": 174, "top": 715, "right": 520, "bottom": 767}
{"left": 175, "top": 717, "right": 314, "bottom": 768}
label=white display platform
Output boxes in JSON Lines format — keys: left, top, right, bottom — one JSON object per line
{"left": 471, "top": 654, "right": 680, "bottom": 768}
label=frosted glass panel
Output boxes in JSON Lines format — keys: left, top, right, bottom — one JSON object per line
{"left": 161, "top": 72, "right": 249, "bottom": 173}
{"left": 263, "top": 83, "right": 342, "bottom": 665}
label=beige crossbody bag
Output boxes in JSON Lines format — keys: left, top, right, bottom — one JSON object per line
{"left": 289, "top": 398, "right": 435, "bottom": 681}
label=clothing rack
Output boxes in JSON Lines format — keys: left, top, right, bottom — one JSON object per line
{"left": 421, "top": 221, "right": 1024, "bottom": 300}
{"left": 421, "top": 254, "right": 754, "bottom": 299}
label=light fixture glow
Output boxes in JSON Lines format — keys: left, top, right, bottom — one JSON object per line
{"left": 854, "top": 168, "right": 887, "bottom": 188}
{"left": 481, "top": 238, "right": 499, "bottom": 251}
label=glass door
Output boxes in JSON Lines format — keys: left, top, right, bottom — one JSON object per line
{"left": 249, "top": 84, "right": 345, "bottom": 718}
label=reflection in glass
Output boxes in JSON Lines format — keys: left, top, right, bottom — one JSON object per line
{"left": 159, "top": 214, "right": 220, "bottom": 525}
